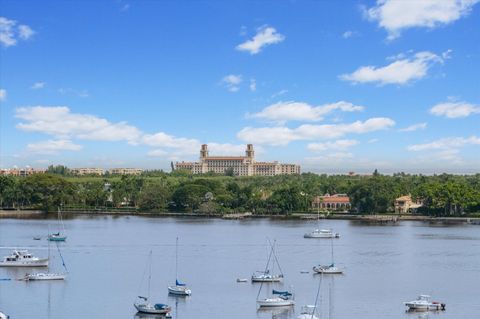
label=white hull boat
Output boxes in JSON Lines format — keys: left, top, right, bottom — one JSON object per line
{"left": 304, "top": 229, "right": 339, "bottom": 239}
{"left": 0, "top": 311, "right": 8, "bottom": 319}
{"left": 25, "top": 272, "right": 66, "bottom": 281}
{"left": 167, "top": 285, "right": 192, "bottom": 296}
{"left": 135, "top": 302, "right": 171, "bottom": 314}
{"left": 257, "top": 297, "right": 295, "bottom": 307}
{"left": 0, "top": 250, "right": 48, "bottom": 267}
{"left": 251, "top": 273, "right": 283, "bottom": 282}
{"left": 312, "top": 264, "right": 343, "bottom": 274}
{"left": 404, "top": 295, "right": 445, "bottom": 311}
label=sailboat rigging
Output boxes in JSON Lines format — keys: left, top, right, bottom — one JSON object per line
{"left": 313, "top": 237, "right": 343, "bottom": 274}
{"left": 251, "top": 239, "right": 284, "bottom": 282}
{"left": 168, "top": 237, "right": 192, "bottom": 296}
{"left": 48, "top": 207, "right": 67, "bottom": 242}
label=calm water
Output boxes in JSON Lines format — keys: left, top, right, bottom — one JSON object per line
{"left": 1, "top": 216, "right": 479, "bottom": 319}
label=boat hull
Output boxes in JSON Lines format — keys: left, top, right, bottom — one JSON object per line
{"left": 26, "top": 273, "right": 66, "bottom": 281}
{"left": 251, "top": 274, "right": 283, "bottom": 282}
{"left": 0, "top": 259, "right": 49, "bottom": 267}
{"left": 257, "top": 298, "right": 295, "bottom": 307}
{"left": 405, "top": 303, "right": 445, "bottom": 311}
{"left": 134, "top": 303, "right": 171, "bottom": 314}
{"left": 168, "top": 285, "right": 191, "bottom": 296}
{"left": 48, "top": 236, "right": 67, "bottom": 242}
{"left": 312, "top": 265, "right": 343, "bottom": 274}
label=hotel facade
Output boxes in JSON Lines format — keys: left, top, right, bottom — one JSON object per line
{"left": 176, "top": 144, "right": 300, "bottom": 176}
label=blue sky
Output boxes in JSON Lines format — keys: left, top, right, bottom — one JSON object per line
{"left": 1, "top": 0, "right": 479, "bottom": 174}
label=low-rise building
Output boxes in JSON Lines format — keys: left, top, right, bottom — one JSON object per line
{"left": 0, "top": 167, "right": 46, "bottom": 177}
{"left": 176, "top": 144, "right": 300, "bottom": 176}
{"left": 394, "top": 195, "right": 423, "bottom": 214}
{"left": 312, "top": 193, "right": 351, "bottom": 211}
{"left": 109, "top": 168, "right": 143, "bottom": 175}
{"left": 71, "top": 168, "right": 104, "bottom": 176}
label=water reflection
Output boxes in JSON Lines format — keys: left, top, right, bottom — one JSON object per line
{"left": 257, "top": 306, "right": 294, "bottom": 318}
{"left": 134, "top": 313, "right": 172, "bottom": 319}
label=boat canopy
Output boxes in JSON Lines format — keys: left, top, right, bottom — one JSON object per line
{"left": 272, "top": 289, "right": 292, "bottom": 296}
{"left": 176, "top": 279, "right": 186, "bottom": 286}
{"left": 154, "top": 304, "right": 169, "bottom": 310}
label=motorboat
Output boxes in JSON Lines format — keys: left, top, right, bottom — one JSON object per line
{"left": 298, "top": 305, "right": 320, "bottom": 319}
{"left": 257, "top": 290, "right": 295, "bottom": 307}
{"left": 304, "top": 229, "right": 339, "bottom": 239}
{"left": 24, "top": 272, "right": 66, "bottom": 281}
{"left": 404, "top": 295, "right": 446, "bottom": 311}
{"left": 167, "top": 280, "right": 192, "bottom": 296}
{"left": 251, "top": 271, "right": 283, "bottom": 282}
{"left": 236, "top": 278, "right": 248, "bottom": 282}
{"left": 0, "top": 250, "right": 48, "bottom": 267}
{"left": 312, "top": 263, "right": 343, "bottom": 274}
{"left": 135, "top": 298, "right": 171, "bottom": 315}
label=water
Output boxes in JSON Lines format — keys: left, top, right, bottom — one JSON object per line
{"left": 1, "top": 216, "right": 479, "bottom": 319}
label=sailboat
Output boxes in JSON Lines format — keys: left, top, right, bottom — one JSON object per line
{"left": 313, "top": 237, "right": 343, "bottom": 274}
{"left": 48, "top": 207, "right": 67, "bottom": 242}
{"left": 0, "top": 310, "right": 9, "bottom": 319}
{"left": 298, "top": 273, "right": 322, "bottom": 319}
{"left": 251, "top": 240, "right": 284, "bottom": 282}
{"left": 304, "top": 203, "right": 339, "bottom": 239}
{"left": 25, "top": 240, "right": 67, "bottom": 281}
{"left": 135, "top": 251, "right": 171, "bottom": 315}
{"left": 167, "top": 237, "right": 192, "bottom": 296}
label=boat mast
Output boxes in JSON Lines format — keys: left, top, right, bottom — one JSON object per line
{"left": 330, "top": 237, "right": 334, "bottom": 265}
{"left": 148, "top": 250, "right": 152, "bottom": 299}
{"left": 268, "top": 239, "right": 284, "bottom": 277}
{"left": 175, "top": 237, "right": 178, "bottom": 281}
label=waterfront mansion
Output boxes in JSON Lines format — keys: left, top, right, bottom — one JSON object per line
{"left": 175, "top": 144, "right": 300, "bottom": 176}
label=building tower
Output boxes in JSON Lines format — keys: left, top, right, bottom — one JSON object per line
{"left": 200, "top": 144, "right": 209, "bottom": 161}
{"left": 245, "top": 144, "right": 255, "bottom": 161}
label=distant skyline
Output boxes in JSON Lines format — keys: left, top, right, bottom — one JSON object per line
{"left": 1, "top": 0, "right": 479, "bottom": 174}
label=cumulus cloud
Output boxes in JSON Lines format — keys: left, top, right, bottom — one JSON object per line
{"left": 15, "top": 106, "right": 142, "bottom": 143}
{"left": 0, "top": 17, "right": 34, "bottom": 47}
{"left": 430, "top": 101, "right": 480, "bottom": 118}
{"left": 221, "top": 74, "right": 242, "bottom": 92}
{"left": 365, "top": 0, "right": 479, "bottom": 40}
{"left": 238, "top": 117, "right": 395, "bottom": 145}
{"left": 26, "top": 139, "right": 82, "bottom": 154}
{"left": 408, "top": 136, "right": 480, "bottom": 151}
{"left": 249, "top": 79, "right": 257, "bottom": 92}
{"left": 236, "top": 26, "right": 285, "bottom": 55}
{"left": 399, "top": 122, "right": 427, "bottom": 132}
{"left": 31, "top": 82, "right": 46, "bottom": 90}
{"left": 340, "top": 51, "right": 446, "bottom": 85}
{"left": 0, "top": 89, "right": 6, "bottom": 102}
{"left": 248, "top": 101, "right": 364, "bottom": 123}
{"left": 307, "top": 139, "right": 359, "bottom": 152}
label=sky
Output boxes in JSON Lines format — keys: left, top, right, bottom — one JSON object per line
{"left": 0, "top": 0, "right": 479, "bottom": 174}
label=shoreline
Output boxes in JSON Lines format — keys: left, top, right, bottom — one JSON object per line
{"left": 1, "top": 209, "right": 479, "bottom": 224}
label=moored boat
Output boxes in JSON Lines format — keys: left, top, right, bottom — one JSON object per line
{"left": 298, "top": 305, "right": 320, "bottom": 319}
{"left": 167, "top": 237, "right": 192, "bottom": 296}
{"left": 304, "top": 229, "right": 339, "bottom": 239}
{"left": 135, "top": 298, "right": 171, "bottom": 314}
{"left": 312, "top": 263, "right": 343, "bottom": 274}
{"left": 257, "top": 290, "right": 295, "bottom": 307}
{"left": 0, "top": 250, "right": 48, "bottom": 267}
{"left": 0, "top": 311, "right": 9, "bottom": 319}
{"left": 24, "top": 272, "right": 66, "bottom": 281}
{"left": 251, "top": 271, "right": 283, "bottom": 282}
{"left": 404, "top": 295, "right": 446, "bottom": 311}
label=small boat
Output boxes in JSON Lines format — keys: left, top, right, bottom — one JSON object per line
{"left": 33, "top": 236, "right": 41, "bottom": 240}
{"left": 298, "top": 305, "right": 320, "bottom": 319}
{"left": 257, "top": 290, "right": 295, "bottom": 307}
{"left": 0, "top": 311, "right": 9, "bottom": 319}
{"left": 135, "top": 298, "right": 171, "bottom": 315}
{"left": 48, "top": 207, "right": 67, "bottom": 242}
{"left": 236, "top": 278, "right": 248, "bottom": 282}
{"left": 313, "top": 263, "right": 343, "bottom": 274}
{"left": 0, "top": 250, "right": 48, "bottom": 267}
{"left": 404, "top": 295, "right": 446, "bottom": 311}
{"left": 24, "top": 272, "right": 66, "bottom": 281}
{"left": 167, "top": 237, "right": 192, "bottom": 296}
{"left": 304, "top": 229, "right": 339, "bottom": 239}
{"left": 134, "top": 251, "right": 171, "bottom": 315}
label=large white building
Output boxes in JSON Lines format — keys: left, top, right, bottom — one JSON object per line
{"left": 176, "top": 144, "right": 300, "bottom": 176}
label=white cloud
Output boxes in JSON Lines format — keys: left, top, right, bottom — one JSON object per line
{"left": 342, "top": 30, "right": 359, "bottom": 39}
{"left": 58, "top": 88, "right": 89, "bottom": 98}
{"left": 249, "top": 79, "right": 257, "bottom": 92}
{"left": 368, "top": 138, "right": 379, "bottom": 144}
{"left": 0, "top": 17, "right": 34, "bottom": 47}
{"left": 26, "top": 139, "right": 82, "bottom": 154}
{"left": 399, "top": 122, "right": 427, "bottom": 132}
{"left": 15, "top": 106, "right": 142, "bottom": 143}
{"left": 430, "top": 101, "right": 480, "bottom": 118}
{"left": 340, "top": 51, "right": 446, "bottom": 85}
{"left": 306, "top": 152, "right": 354, "bottom": 162}
{"left": 221, "top": 74, "right": 242, "bottom": 92}
{"left": 271, "top": 89, "right": 288, "bottom": 98}
{"left": 238, "top": 117, "right": 395, "bottom": 145}
{"left": 408, "top": 136, "right": 480, "bottom": 151}
{"left": 307, "top": 139, "right": 358, "bottom": 152}
{"left": 147, "top": 149, "right": 168, "bottom": 157}
{"left": 141, "top": 132, "right": 200, "bottom": 153}
{"left": 31, "top": 82, "right": 46, "bottom": 90}
{"left": 249, "top": 101, "right": 364, "bottom": 123}
{"left": 0, "top": 89, "right": 6, "bottom": 102}
{"left": 365, "top": 0, "right": 479, "bottom": 40}
{"left": 236, "top": 26, "right": 285, "bottom": 55}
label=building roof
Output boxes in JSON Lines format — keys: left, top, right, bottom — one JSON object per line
{"left": 395, "top": 195, "right": 412, "bottom": 202}
{"left": 205, "top": 156, "right": 246, "bottom": 160}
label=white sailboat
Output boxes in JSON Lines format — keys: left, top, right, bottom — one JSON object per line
{"left": 313, "top": 237, "right": 343, "bottom": 274}
{"left": 0, "top": 311, "right": 9, "bottom": 319}
{"left": 135, "top": 251, "right": 171, "bottom": 315}
{"left": 25, "top": 240, "right": 67, "bottom": 281}
{"left": 252, "top": 240, "right": 284, "bottom": 282}
{"left": 48, "top": 207, "right": 67, "bottom": 242}
{"left": 298, "top": 271, "right": 322, "bottom": 319}
{"left": 304, "top": 204, "right": 339, "bottom": 238}
{"left": 257, "top": 289, "right": 295, "bottom": 307}
{"left": 167, "top": 237, "right": 192, "bottom": 296}
{"left": 0, "top": 250, "right": 48, "bottom": 267}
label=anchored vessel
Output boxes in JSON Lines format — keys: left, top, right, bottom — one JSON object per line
{"left": 313, "top": 236, "right": 343, "bottom": 274}
{"left": 298, "top": 305, "right": 320, "bottom": 319}
{"left": 167, "top": 237, "right": 192, "bottom": 296}
{"left": 48, "top": 207, "right": 67, "bottom": 242}
{"left": 252, "top": 240, "right": 284, "bottom": 282}
{"left": 0, "top": 311, "right": 9, "bottom": 319}
{"left": 304, "top": 229, "right": 340, "bottom": 239}
{"left": 257, "top": 290, "right": 295, "bottom": 307}
{"left": 404, "top": 295, "right": 446, "bottom": 311}
{"left": 0, "top": 250, "right": 48, "bottom": 267}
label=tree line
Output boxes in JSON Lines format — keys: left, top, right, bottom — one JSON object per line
{"left": 0, "top": 169, "right": 479, "bottom": 216}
